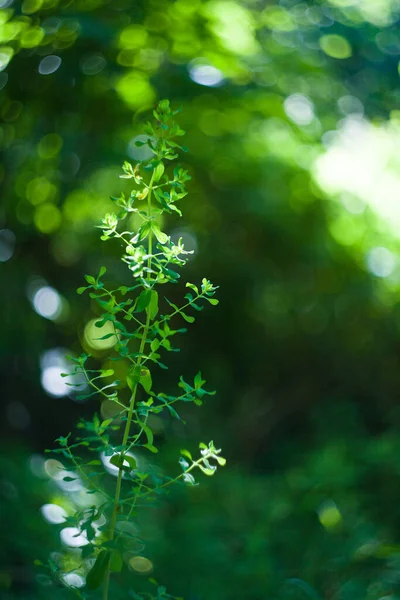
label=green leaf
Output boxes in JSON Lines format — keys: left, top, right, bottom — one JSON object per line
{"left": 86, "top": 550, "right": 111, "bottom": 590}
{"left": 207, "top": 298, "right": 219, "bottom": 305}
{"left": 146, "top": 290, "right": 159, "bottom": 320}
{"left": 151, "top": 222, "right": 169, "bottom": 244}
{"left": 100, "top": 369, "right": 114, "bottom": 377}
{"left": 110, "top": 550, "right": 123, "bottom": 573}
{"left": 198, "top": 464, "right": 216, "bottom": 476}
{"left": 194, "top": 372, "right": 205, "bottom": 390}
{"left": 151, "top": 338, "right": 160, "bottom": 352}
{"left": 125, "top": 455, "right": 137, "bottom": 470}
{"left": 62, "top": 476, "right": 77, "bottom": 482}
{"left": 141, "top": 421, "right": 154, "bottom": 446}
{"left": 98, "top": 266, "right": 107, "bottom": 278}
{"left": 109, "top": 454, "right": 136, "bottom": 472}
{"left": 99, "top": 418, "right": 113, "bottom": 432}
{"left": 95, "top": 333, "right": 115, "bottom": 340}
{"left": 143, "top": 443, "right": 158, "bottom": 453}
{"left": 153, "top": 162, "right": 164, "bottom": 182}
{"left": 181, "top": 312, "right": 195, "bottom": 323}
{"left": 127, "top": 365, "right": 141, "bottom": 391}
{"left": 186, "top": 282, "right": 199, "bottom": 294}
{"left": 138, "top": 221, "right": 152, "bottom": 241}
{"left": 180, "top": 449, "right": 192, "bottom": 460}
{"left": 139, "top": 368, "right": 152, "bottom": 393}
{"left": 136, "top": 289, "right": 152, "bottom": 312}
{"left": 84, "top": 274, "right": 96, "bottom": 285}
{"left": 77, "top": 286, "right": 87, "bottom": 294}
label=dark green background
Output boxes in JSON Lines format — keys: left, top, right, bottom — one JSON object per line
{"left": 2, "top": 0, "right": 400, "bottom": 598}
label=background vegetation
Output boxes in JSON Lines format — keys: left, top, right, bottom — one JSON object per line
{"left": 1, "top": 0, "right": 400, "bottom": 598}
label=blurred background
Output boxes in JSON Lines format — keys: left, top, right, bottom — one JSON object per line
{"left": 1, "top": 0, "right": 400, "bottom": 598}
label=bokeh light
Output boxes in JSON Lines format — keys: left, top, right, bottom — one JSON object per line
{"left": 129, "top": 556, "right": 153, "bottom": 574}
{"left": 60, "top": 527, "right": 88, "bottom": 547}
{"left": 32, "top": 286, "right": 63, "bottom": 320}
{"left": 284, "top": 94, "right": 314, "bottom": 126}
{"left": 62, "top": 573, "right": 85, "bottom": 588}
{"left": 0, "top": 229, "right": 16, "bottom": 261}
{"left": 84, "top": 319, "right": 117, "bottom": 351}
{"left": 40, "top": 348, "right": 72, "bottom": 397}
{"left": 188, "top": 60, "right": 224, "bottom": 87}
{"left": 38, "top": 55, "right": 62, "bottom": 75}
{"left": 40, "top": 503, "right": 68, "bottom": 525}
{"left": 367, "top": 247, "right": 396, "bottom": 278}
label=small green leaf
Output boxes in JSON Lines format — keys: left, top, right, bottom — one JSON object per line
{"left": 207, "top": 298, "right": 219, "bottom": 305}
{"left": 198, "top": 464, "right": 216, "bottom": 476}
{"left": 186, "top": 282, "right": 199, "bottom": 294}
{"left": 153, "top": 162, "right": 164, "bottom": 182}
{"left": 100, "top": 369, "right": 114, "bottom": 377}
{"left": 194, "top": 372, "right": 205, "bottom": 390}
{"left": 180, "top": 449, "right": 192, "bottom": 460}
{"left": 110, "top": 453, "right": 136, "bottom": 471}
{"left": 139, "top": 368, "right": 152, "bottom": 393}
{"left": 151, "top": 222, "right": 169, "bottom": 244}
{"left": 146, "top": 290, "right": 159, "bottom": 320}
{"left": 143, "top": 443, "right": 158, "bottom": 453}
{"left": 99, "top": 418, "right": 113, "bottom": 432}
{"left": 138, "top": 221, "right": 152, "bottom": 241}
{"left": 181, "top": 312, "right": 195, "bottom": 323}
{"left": 151, "top": 338, "right": 160, "bottom": 352}
{"left": 98, "top": 266, "right": 107, "bottom": 278}
{"left": 77, "top": 286, "right": 87, "bottom": 294}
{"left": 136, "top": 289, "right": 152, "bottom": 312}
{"left": 84, "top": 274, "right": 96, "bottom": 285}
{"left": 127, "top": 365, "right": 141, "bottom": 391}
{"left": 125, "top": 455, "right": 137, "bottom": 470}
{"left": 141, "top": 421, "right": 154, "bottom": 446}
{"left": 86, "top": 550, "right": 111, "bottom": 590}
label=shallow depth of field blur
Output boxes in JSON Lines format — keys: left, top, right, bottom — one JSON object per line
{"left": 1, "top": 0, "right": 400, "bottom": 598}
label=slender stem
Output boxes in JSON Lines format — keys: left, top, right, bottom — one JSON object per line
{"left": 120, "top": 454, "right": 209, "bottom": 505}
{"left": 102, "top": 171, "right": 155, "bottom": 600}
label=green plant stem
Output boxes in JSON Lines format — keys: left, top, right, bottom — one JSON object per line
{"left": 121, "top": 454, "right": 210, "bottom": 505}
{"left": 102, "top": 172, "right": 155, "bottom": 600}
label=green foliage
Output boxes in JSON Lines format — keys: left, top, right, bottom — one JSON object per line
{"left": 41, "top": 101, "right": 225, "bottom": 599}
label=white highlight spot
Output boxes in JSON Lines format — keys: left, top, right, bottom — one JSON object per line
{"left": 62, "top": 573, "right": 85, "bottom": 588}
{"left": 60, "top": 527, "right": 89, "bottom": 547}
{"left": 367, "top": 247, "right": 396, "bottom": 278}
{"left": 284, "top": 94, "right": 314, "bottom": 126}
{"left": 40, "top": 348, "right": 86, "bottom": 400}
{"left": 314, "top": 117, "right": 400, "bottom": 238}
{"left": 39, "top": 55, "right": 62, "bottom": 75}
{"left": 41, "top": 365, "right": 69, "bottom": 397}
{"left": 189, "top": 61, "right": 224, "bottom": 87}
{"left": 41, "top": 503, "right": 68, "bottom": 524}
{"left": 33, "top": 286, "right": 62, "bottom": 320}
